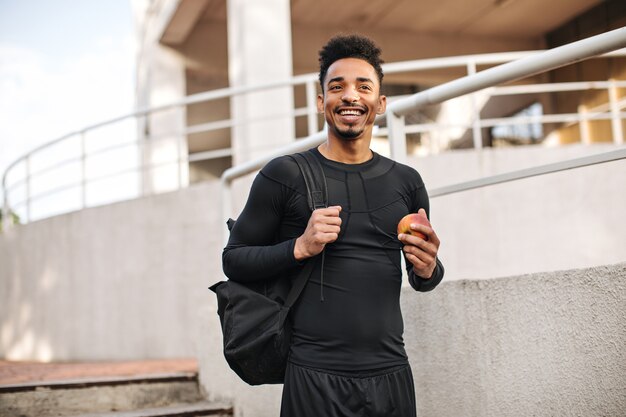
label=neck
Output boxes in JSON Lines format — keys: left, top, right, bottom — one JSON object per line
{"left": 319, "top": 133, "right": 373, "bottom": 164}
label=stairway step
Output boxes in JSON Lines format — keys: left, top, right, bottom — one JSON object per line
{"left": 0, "top": 359, "right": 198, "bottom": 386}
{"left": 0, "top": 372, "right": 197, "bottom": 393}
{"left": 71, "top": 401, "right": 233, "bottom": 417}
{"left": 0, "top": 372, "right": 205, "bottom": 417}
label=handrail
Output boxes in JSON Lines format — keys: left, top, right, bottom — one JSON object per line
{"left": 429, "top": 148, "right": 626, "bottom": 198}
{"left": 219, "top": 27, "right": 626, "bottom": 243}
{"left": 3, "top": 29, "right": 626, "bottom": 229}
{"left": 387, "top": 28, "right": 626, "bottom": 117}
{"left": 384, "top": 26, "right": 626, "bottom": 161}
{"left": 220, "top": 131, "right": 327, "bottom": 232}
{"left": 4, "top": 47, "right": 626, "bottom": 185}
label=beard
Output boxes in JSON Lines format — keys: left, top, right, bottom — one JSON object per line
{"left": 335, "top": 125, "right": 364, "bottom": 140}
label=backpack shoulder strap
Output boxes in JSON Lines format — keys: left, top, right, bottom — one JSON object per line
{"left": 290, "top": 151, "right": 328, "bottom": 210}
{"left": 284, "top": 149, "right": 328, "bottom": 308}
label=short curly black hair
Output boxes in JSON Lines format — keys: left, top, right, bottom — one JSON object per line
{"left": 318, "top": 34, "right": 384, "bottom": 91}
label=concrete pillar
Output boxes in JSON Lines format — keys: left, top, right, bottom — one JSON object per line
{"left": 227, "top": 0, "right": 295, "bottom": 165}
{"left": 133, "top": 0, "right": 189, "bottom": 196}
{"left": 140, "top": 47, "right": 189, "bottom": 195}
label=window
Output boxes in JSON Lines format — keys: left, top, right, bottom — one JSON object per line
{"left": 491, "top": 102, "right": 543, "bottom": 146}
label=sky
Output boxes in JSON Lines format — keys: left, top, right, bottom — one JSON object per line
{"left": 0, "top": 0, "right": 136, "bottom": 220}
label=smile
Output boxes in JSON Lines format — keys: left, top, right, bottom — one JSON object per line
{"left": 338, "top": 108, "right": 365, "bottom": 116}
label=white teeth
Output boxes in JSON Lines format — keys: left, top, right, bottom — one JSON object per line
{"left": 340, "top": 110, "right": 362, "bottom": 116}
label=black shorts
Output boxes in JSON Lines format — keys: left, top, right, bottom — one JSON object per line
{"left": 280, "top": 362, "right": 417, "bottom": 417}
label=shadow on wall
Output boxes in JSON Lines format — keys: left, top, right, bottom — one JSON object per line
{"left": 0, "top": 179, "right": 224, "bottom": 363}
{"left": 0, "top": 228, "right": 56, "bottom": 361}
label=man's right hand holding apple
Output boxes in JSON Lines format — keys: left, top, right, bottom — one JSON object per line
{"left": 397, "top": 209, "right": 441, "bottom": 279}
{"left": 294, "top": 206, "right": 342, "bottom": 261}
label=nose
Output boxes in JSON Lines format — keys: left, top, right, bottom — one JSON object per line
{"left": 341, "top": 87, "right": 359, "bottom": 103}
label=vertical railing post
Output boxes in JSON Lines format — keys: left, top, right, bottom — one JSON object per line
{"left": 221, "top": 178, "right": 232, "bottom": 246}
{"left": 306, "top": 79, "right": 319, "bottom": 135}
{"left": 80, "top": 131, "right": 87, "bottom": 209}
{"left": 578, "top": 104, "right": 591, "bottom": 144}
{"left": 467, "top": 60, "right": 483, "bottom": 150}
{"left": 388, "top": 110, "right": 408, "bottom": 164}
{"left": 25, "top": 156, "right": 31, "bottom": 223}
{"left": 140, "top": 114, "right": 149, "bottom": 197}
{"left": 608, "top": 79, "right": 624, "bottom": 144}
{"left": 2, "top": 182, "right": 9, "bottom": 231}
{"left": 176, "top": 134, "right": 183, "bottom": 190}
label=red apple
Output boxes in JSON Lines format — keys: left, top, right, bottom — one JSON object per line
{"left": 397, "top": 212, "right": 431, "bottom": 240}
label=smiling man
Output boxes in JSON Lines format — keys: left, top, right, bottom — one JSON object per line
{"left": 223, "top": 34, "right": 444, "bottom": 417}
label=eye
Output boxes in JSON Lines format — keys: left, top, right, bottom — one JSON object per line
{"left": 360, "top": 84, "right": 372, "bottom": 91}
{"left": 329, "top": 84, "right": 342, "bottom": 91}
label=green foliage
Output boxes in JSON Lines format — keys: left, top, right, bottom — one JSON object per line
{"left": 0, "top": 209, "right": 20, "bottom": 232}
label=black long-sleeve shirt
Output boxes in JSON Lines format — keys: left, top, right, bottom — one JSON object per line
{"left": 223, "top": 147, "right": 444, "bottom": 371}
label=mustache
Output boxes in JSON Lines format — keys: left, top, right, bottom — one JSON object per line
{"left": 335, "top": 104, "right": 367, "bottom": 112}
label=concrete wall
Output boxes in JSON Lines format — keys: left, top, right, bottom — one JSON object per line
{"left": 0, "top": 181, "right": 223, "bottom": 361}
{"left": 413, "top": 143, "right": 626, "bottom": 281}
{"left": 1, "top": 144, "right": 625, "bottom": 415}
{"left": 403, "top": 262, "right": 626, "bottom": 417}
{"left": 198, "top": 262, "right": 626, "bottom": 417}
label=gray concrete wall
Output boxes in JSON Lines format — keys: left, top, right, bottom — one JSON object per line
{"left": 198, "top": 262, "right": 626, "bottom": 417}
{"left": 402, "top": 262, "right": 626, "bottom": 417}
{"left": 414, "top": 143, "right": 626, "bottom": 281}
{"left": 1, "top": 144, "right": 625, "bottom": 416}
{"left": 0, "top": 181, "right": 223, "bottom": 361}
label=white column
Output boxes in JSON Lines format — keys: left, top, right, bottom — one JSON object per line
{"left": 138, "top": 36, "right": 189, "bottom": 195}
{"left": 227, "top": 0, "right": 295, "bottom": 165}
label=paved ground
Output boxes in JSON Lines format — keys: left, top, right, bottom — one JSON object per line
{"left": 0, "top": 358, "right": 198, "bottom": 385}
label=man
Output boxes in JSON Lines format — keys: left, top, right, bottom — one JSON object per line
{"left": 223, "top": 34, "right": 444, "bottom": 417}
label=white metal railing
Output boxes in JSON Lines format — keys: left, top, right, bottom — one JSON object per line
{"left": 428, "top": 147, "right": 626, "bottom": 197}
{"left": 384, "top": 27, "right": 626, "bottom": 162}
{"left": 374, "top": 80, "right": 626, "bottom": 149}
{"left": 2, "top": 27, "right": 626, "bottom": 229}
{"left": 220, "top": 26, "right": 626, "bottom": 243}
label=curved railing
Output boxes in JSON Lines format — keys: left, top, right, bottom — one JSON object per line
{"left": 2, "top": 29, "right": 626, "bottom": 228}
{"left": 219, "top": 27, "right": 626, "bottom": 242}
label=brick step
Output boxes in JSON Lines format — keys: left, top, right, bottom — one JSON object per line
{"left": 72, "top": 401, "right": 233, "bottom": 417}
{"left": 0, "top": 372, "right": 231, "bottom": 417}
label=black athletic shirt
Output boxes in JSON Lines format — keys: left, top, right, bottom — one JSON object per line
{"left": 222, "top": 147, "right": 444, "bottom": 372}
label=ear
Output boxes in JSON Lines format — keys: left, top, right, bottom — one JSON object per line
{"left": 317, "top": 93, "right": 324, "bottom": 113}
{"left": 376, "top": 95, "right": 387, "bottom": 115}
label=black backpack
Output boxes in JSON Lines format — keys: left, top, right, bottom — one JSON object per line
{"left": 209, "top": 150, "right": 327, "bottom": 385}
